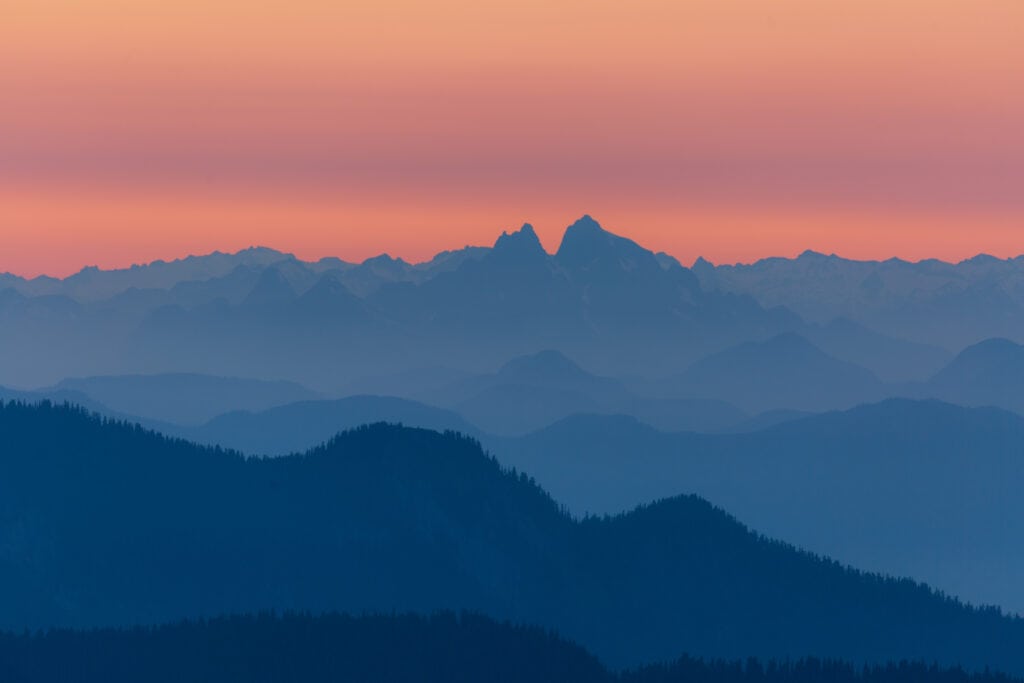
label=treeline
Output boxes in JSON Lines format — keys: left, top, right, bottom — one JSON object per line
{"left": 0, "top": 612, "right": 1015, "bottom": 683}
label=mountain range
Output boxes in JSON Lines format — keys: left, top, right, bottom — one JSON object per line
{"left": 4, "top": 216, "right": 1022, "bottom": 399}
{"left": 2, "top": 401, "right": 1024, "bottom": 674}
{"left": 95, "top": 385, "right": 1024, "bottom": 615}
{"left": 693, "top": 250, "right": 1024, "bottom": 351}
{"left": 0, "top": 216, "right": 795, "bottom": 389}
{"left": 491, "top": 399, "right": 1024, "bottom": 615}
{"left": 17, "top": 328, "right": 1024, "bottom": 441}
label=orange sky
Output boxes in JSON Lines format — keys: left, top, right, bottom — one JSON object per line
{"left": 3, "top": 0, "right": 1024, "bottom": 277}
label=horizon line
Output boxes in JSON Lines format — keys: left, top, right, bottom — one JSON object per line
{"left": 6, "top": 243, "right": 1024, "bottom": 282}
{"left": 5, "top": 226, "right": 1023, "bottom": 282}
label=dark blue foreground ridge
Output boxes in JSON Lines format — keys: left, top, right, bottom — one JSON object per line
{"left": 0, "top": 400, "right": 1022, "bottom": 673}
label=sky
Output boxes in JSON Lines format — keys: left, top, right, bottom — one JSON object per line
{"left": 3, "top": 0, "right": 1024, "bottom": 277}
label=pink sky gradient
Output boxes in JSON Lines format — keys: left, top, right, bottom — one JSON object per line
{"left": 3, "top": 0, "right": 1023, "bottom": 277}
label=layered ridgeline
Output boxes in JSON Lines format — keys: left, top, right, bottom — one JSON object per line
{"left": 492, "top": 399, "right": 1024, "bottom": 616}
{"left": 12, "top": 335, "right": 1024, "bottom": 437}
{"left": 693, "top": 251, "right": 1024, "bottom": 352}
{"left": 0, "top": 216, "right": 794, "bottom": 389}
{"left": 2, "top": 402, "right": 1023, "bottom": 673}
{"left": 1, "top": 613, "right": 1017, "bottom": 683}
{"left": 76, "top": 388, "right": 1024, "bottom": 616}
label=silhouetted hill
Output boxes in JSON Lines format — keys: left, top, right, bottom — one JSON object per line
{"left": 492, "top": 399, "right": 1024, "bottom": 614}
{"left": 925, "top": 338, "right": 1024, "bottom": 413}
{"left": 1, "top": 612, "right": 1017, "bottom": 683}
{"left": 2, "top": 401, "right": 1024, "bottom": 671}
{"left": 430, "top": 349, "right": 626, "bottom": 434}
{"left": 802, "top": 317, "right": 952, "bottom": 383}
{"left": 49, "top": 373, "right": 320, "bottom": 425}
{"left": 428, "top": 350, "right": 748, "bottom": 435}
{"left": 669, "top": 333, "right": 885, "bottom": 413}
{"left": 179, "top": 395, "right": 480, "bottom": 455}
{"left": 498, "top": 349, "right": 610, "bottom": 386}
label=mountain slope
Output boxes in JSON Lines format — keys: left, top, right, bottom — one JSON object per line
{"left": 802, "top": 317, "right": 952, "bottom": 383}
{"left": 179, "top": 395, "right": 480, "bottom": 455}
{"left": 694, "top": 251, "right": 1024, "bottom": 350}
{"left": 427, "top": 349, "right": 748, "bottom": 435}
{"left": 49, "top": 373, "right": 320, "bottom": 425}
{"left": 2, "top": 217, "right": 799, "bottom": 389}
{"left": 925, "top": 338, "right": 1024, "bottom": 413}
{"left": 491, "top": 399, "right": 1024, "bottom": 614}
{"left": 671, "top": 333, "right": 885, "bottom": 413}
{"left": 1, "top": 401, "right": 1024, "bottom": 672}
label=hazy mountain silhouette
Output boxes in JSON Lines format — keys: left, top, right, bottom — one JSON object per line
{"left": 666, "top": 333, "right": 885, "bottom": 413}
{"left": 554, "top": 215, "right": 702, "bottom": 327}
{"left": 491, "top": 399, "right": 1024, "bottom": 614}
{"left": 368, "top": 224, "right": 581, "bottom": 342}
{"left": 178, "top": 395, "right": 480, "bottom": 455}
{"left": 49, "top": 373, "right": 320, "bottom": 425}
{"left": 2, "top": 612, "right": 1017, "bottom": 683}
{"left": 293, "top": 272, "right": 373, "bottom": 322}
{"left": 0, "top": 247, "right": 297, "bottom": 301}
{"left": 339, "top": 365, "right": 478, "bottom": 398}
{"left": 0, "top": 240, "right": 479, "bottom": 308}
{"left": 802, "top": 317, "right": 952, "bottom": 383}
{"left": 427, "top": 349, "right": 749, "bottom": 435}
{"left": 4, "top": 401, "right": 1024, "bottom": 671}
{"left": 923, "top": 338, "right": 1024, "bottom": 413}
{"left": 240, "top": 266, "right": 299, "bottom": 310}
{"left": 0, "top": 217, "right": 801, "bottom": 389}
{"left": 8, "top": 215, "right": 1024, "bottom": 394}
{"left": 694, "top": 251, "right": 1024, "bottom": 350}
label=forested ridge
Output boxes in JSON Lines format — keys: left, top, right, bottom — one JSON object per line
{"left": 2, "top": 612, "right": 1017, "bottom": 683}
{"left": 1, "top": 401, "right": 1022, "bottom": 673}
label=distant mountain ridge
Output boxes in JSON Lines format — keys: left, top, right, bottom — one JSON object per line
{"left": 0, "top": 215, "right": 800, "bottom": 388}
{"left": 694, "top": 250, "right": 1024, "bottom": 350}
{"left": 662, "top": 332, "right": 886, "bottom": 413}
{"left": 48, "top": 373, "right": 320, "bottom": 425}
{"left": 491, "top": 398, "right": 1024, "bottom": 615}
{"left": 424, "top": 349, "right": 748, "bottom": 435}
{"left": 4, "top": 215, "right": 1023, "bottom": 390}
{"left": 0, "top": 242, "right": 489, "bottom": 304}
{"left": 924, "top": 338, "right": 1024, "bottom": 413}
{"left": 9, "top": 230, "right": 1020, "bottom": 310}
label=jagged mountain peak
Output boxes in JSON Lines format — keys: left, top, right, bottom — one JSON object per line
{"left": 692, "top": 256, "right": 714, "bottom": 268}
{"left": 363, "top": 253, "right": 409, "bottom": 267}
{"left": 489, "top": 223, "right": 548, "bottom": 263}
{"left": 555, "top": 215, "right": 659, "bottom": 271}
